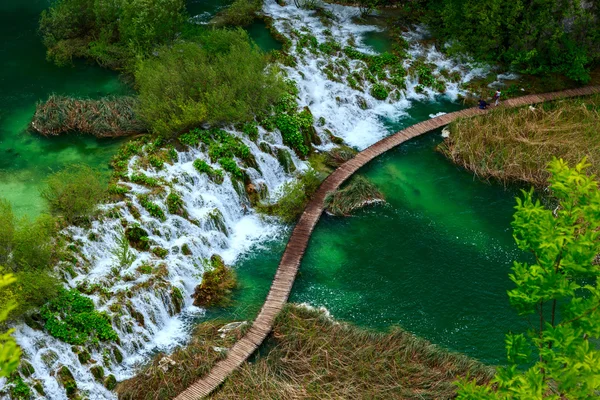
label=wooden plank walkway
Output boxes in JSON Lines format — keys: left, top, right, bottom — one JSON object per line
{"left": 175, "top": 86, "right": 600, "bottom": 400}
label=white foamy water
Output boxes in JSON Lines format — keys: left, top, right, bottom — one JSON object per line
{"left": 7, "top": 2, "right": 497, "bottom": 398}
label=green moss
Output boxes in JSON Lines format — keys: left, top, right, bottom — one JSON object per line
{"left": 104, "top": 374, "right": 118, "bottom": 391}
{"left": 193, "top": 159, "right": 225, "bottom": 184}
{"left": 371, "top": 83, "right": 389, "bottom": 100}
{"left": 171, "top": 287, "right": 184, "bottom": 314}
{"left": 77, "top": 349, "right": 91, "bottom": 364}
{"left": 137, "top": 194, "right": 166, "bottom": 221}
{"left": 90, "top": 365, "right": 105, "bottom": 382}
{"left": 166, "top": 192, "right": 185, "bottom": 215}
{"left": 151, "top": 247, "right": 168, "bottom": 259}
{"left": 19, "top": 360, "right": 35, "bottom": 378}
{"left": 58, "top": 366, "right": 78, "bottom": 399}
{"left": 129, "top": 173, "right": 160, "bottom": 187}
{"left": 148, "top": 155, "right": 164, "bottom": 170}
{"left": 192, "top": 255, "right": 237, "bottom": 307}
{"left": 40, "top": 289, "right": 118, "bottom": 345}
{"left": 113, "top": 348, "right": 124, "bottom": 364}
{"left": 10, "top": 376, "right": 31, "bottom": 399}
{"left": 125, "top": 224, "right": 149, "bottom": 250}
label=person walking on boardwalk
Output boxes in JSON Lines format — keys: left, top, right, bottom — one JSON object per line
{"left": 493, "top": 90, "right": 501, "bottom": 106}
{"left": 478, "top": 98, "right": 489, "bottom": 109}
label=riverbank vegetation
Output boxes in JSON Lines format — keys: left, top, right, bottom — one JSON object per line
{"left": 325, "top": 175, "right": 385, "bottom": 216}
{"left": 457, "top": 159, "right": 600, "bottom": 398}
{"left": 212, "top": 305, "right": 494, "bottom": 399}
{"left": 39, "top": 0, "right": 186, "bottom": 69}
{"left": 30, "top": 95, "right": 146, "bottom": 137}
{"left": 365, "top": 0, "right": 600, "bottom": 85}
{"left": 438, "top": 94, "right": 600, "bottom": 186}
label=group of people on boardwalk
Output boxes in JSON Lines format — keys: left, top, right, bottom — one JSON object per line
{"left": 479, "top": 90, "right": 502, "bottom": 109}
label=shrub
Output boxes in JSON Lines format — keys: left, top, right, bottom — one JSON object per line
{"left": 151, "top": 247, "right": 168, "bottom": 259}
{"left": 125, "top": 224, "right": 150, "bottom": 250}
{"left": 192, "top": 255, "right": 237, "bottom": 307}
{"left": 129, "top": 173, "right": 160, "bottom": 187}
{"left": 257, "top": 168, "right": 322, "bottom": 223}
{"left": 39, "top": 0, "right": 186, "bottom": 68}
{"left": 41, "top": 164, "right": 106, "bottom": 224}
{"left": 325, "top": 176, "right": 385, "bottom": 216}
{"left": 193, "top": 159, "right": 225, "bottom": 184}
{"left": 216, "top": 0, "right": 262, "bottom": 27}
{"left": 40, "top": 289, "right": 118, "bottom": 345}
{"left": 218, "top": 158, "right": 244, "bottom": 180}
{"left": 136, "top": 29, "right": 286, "bottom": 136}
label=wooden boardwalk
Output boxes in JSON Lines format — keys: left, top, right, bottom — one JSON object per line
{"left": 175, "top": 86, "right": 600, "bottom": 400}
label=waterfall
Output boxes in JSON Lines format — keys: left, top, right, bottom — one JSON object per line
{"left": 7, "top": 2, "right": 501, "bottom": 398}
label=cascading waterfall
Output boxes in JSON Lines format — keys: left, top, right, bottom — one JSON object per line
{"left": 6, "top": 2, "right": 507, "bottom": 398}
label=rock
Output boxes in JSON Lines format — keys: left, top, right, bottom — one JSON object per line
{"left": 276, "top": 148, "right": 296, "bottom": 174}
{"left": 57, "top": 366, "right": 78, "bottom": 399}
{"left": 258, "top": 141, "right": 272, "bottom": 155}
{"left": 113, "top": 347, "right": 124, "bottom": 364}
{"left": 441, "top": 126, "right": 450, "bottom": 138}
{"left": 20, "top": 360, "right": 35, "bottom": 378}
{"left": 158, "top": 356, "right": 177, "bottom": 372}
{"left": 90, "top": 365, "right": 105, "bottom": 382}
{"left": 77, "top": 349, "right": 91, "bottom": 365}
{"left": 104, "top": 374, "right": 117, "bottom": 391}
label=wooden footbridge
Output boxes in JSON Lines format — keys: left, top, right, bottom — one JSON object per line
{"left": 175, "top": 86, "right": 600, "bottom": 399}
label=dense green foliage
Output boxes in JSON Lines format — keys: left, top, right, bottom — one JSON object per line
{"left": 192, "top": 255, "right": 237, "bottom": 307}
{"left": 135, "top": 29, "right": 286, "bottom": 136}
{"left": 422, "top": 0, "right": 600, "bottom": 82}
{"left": 41, "top": 164, "right": 107, "bottom": 224}
{"left": 215, "top": 0, "right": 262, "bottom": 27}
{"left": 257, "top": 168, "right": 322, "bottom": 223}
{"left": 457, "top": 158, "right": 600, "bottom": 398}
{"left": 40, "top": 289, "right": 118, "bottom": 345}
{"left": 0, "top": 274, "right": 20, "bottom": 378}
{"left": 0, "top": 200, "right": 61, "bottom": 320}
{"left": 39, "top": 0, "right": 186, "bottom": 68}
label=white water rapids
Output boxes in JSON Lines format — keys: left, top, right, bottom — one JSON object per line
{"left": 4, "top": 1, "right": 506, "bottom": 398}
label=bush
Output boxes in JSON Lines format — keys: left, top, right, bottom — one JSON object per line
{"left": 257, "top": 168, "right": 322, "bottom": 223}
{"left": 216, "top": 0, "right": 262, "bottom": 27}
{"left": 192, "top": 255, "right": 237, "bottom": 307}
{"left": 166, "top": 192, "right": 185, "bottom": 215}
{"left": 41, "top": 164, "right": 106, "bottom": 224}
{"left": 370, "top": 83, "right": 388, "bottom": 100}
{"left": 40, "top": 289, "right": 118, "bottom": 345}
{"left": 135, "top": 29, "right": 286, "bottom": 136}
{"left": 39, "top": 0, "right": 186, "bottom": 68}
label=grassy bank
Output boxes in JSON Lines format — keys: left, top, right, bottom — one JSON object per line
{"left": 209, "top": 305, "right": 494, "bottom": 399}
{"left": 118, "top": 305, "right": 493, "bottom": 399}
{"left": 438, "top": 94, "right": 600, "bottom": 186}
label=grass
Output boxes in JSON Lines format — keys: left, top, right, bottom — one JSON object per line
{"left": 438, "top": 94, "right": 600, "bottom": 186}
{"left": 209, "top": 304, "right": 494, "bottom": 399}
{"left": 325, "top": 175, "right": 385, "bottom": 216}
{"left": 30, "top": 95, "right": 146, "bottom": 137}
{"left": 116, "top": 319, "right": 249, "bottom": 400}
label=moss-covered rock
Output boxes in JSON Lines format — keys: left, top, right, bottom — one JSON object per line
{"left": 104, "top": 374, "right": 117, "bottom": 391}
{"left": 57, "top": 366, "right": 78, "bottom": 399}
{"left": 192, "top": 255, "right": 237, "bottom": 307}
{"left": 258, "top": 141, "right": 273, "bottom": 155}
{"left": 125, "top": 224, "right": 150, "bottom": 251}
{"left": 90, "top": 365, "right": 105, "bottom": 382}
{"left": 19, "top": 360, "right": 35, "bottom": 378}
{"left": 206, "top": 209, "right": 228, "bottom": 236}
{"left": 181, "top": 243, "right": 192, "bottom": 256}
{"left": 113, "top": 348, "right": 124, "bottom": 364}
{"left": 33, "top": 381, "right": 45, "bottom": 396}
{"left": 171, "top": 287, "right": 184, "bottom": 315}
{"left": 77, "top": 349, "right": 91, "bottom": 365}
{"left": 276, "top": 148, "right": 296, "bottom": 174}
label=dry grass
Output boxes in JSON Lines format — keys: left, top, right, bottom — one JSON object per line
{"left": 116, "top": 320, "right": 249, "bottom": 400}
{"left": 325, "top": 175, "right": 385, "bottom": 216}
{"left": 30, "top": 95, "right": 147, "bottom": 137}
{"left": 438, "top": 94, "right": 600, "bottom": 186}
{"left": 210, "top": 305, "right": 495, "bottom": 399}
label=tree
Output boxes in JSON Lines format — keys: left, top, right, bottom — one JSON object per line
{"left": 0, "top": 274, "right": 21, "bottom": 378}
{"left": 456, "top": 158, "right": 600, "bottom": 398}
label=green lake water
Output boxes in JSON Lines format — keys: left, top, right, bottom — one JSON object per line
{"left": 0, "top": 0, "right": 129, "bottom": 216}
{"left": 225, "top": 102, "right": 528, "bottom": 365}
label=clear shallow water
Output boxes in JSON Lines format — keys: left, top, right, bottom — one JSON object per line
{"left": 0, "top": 0, "right": 130, "bottom": 216}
